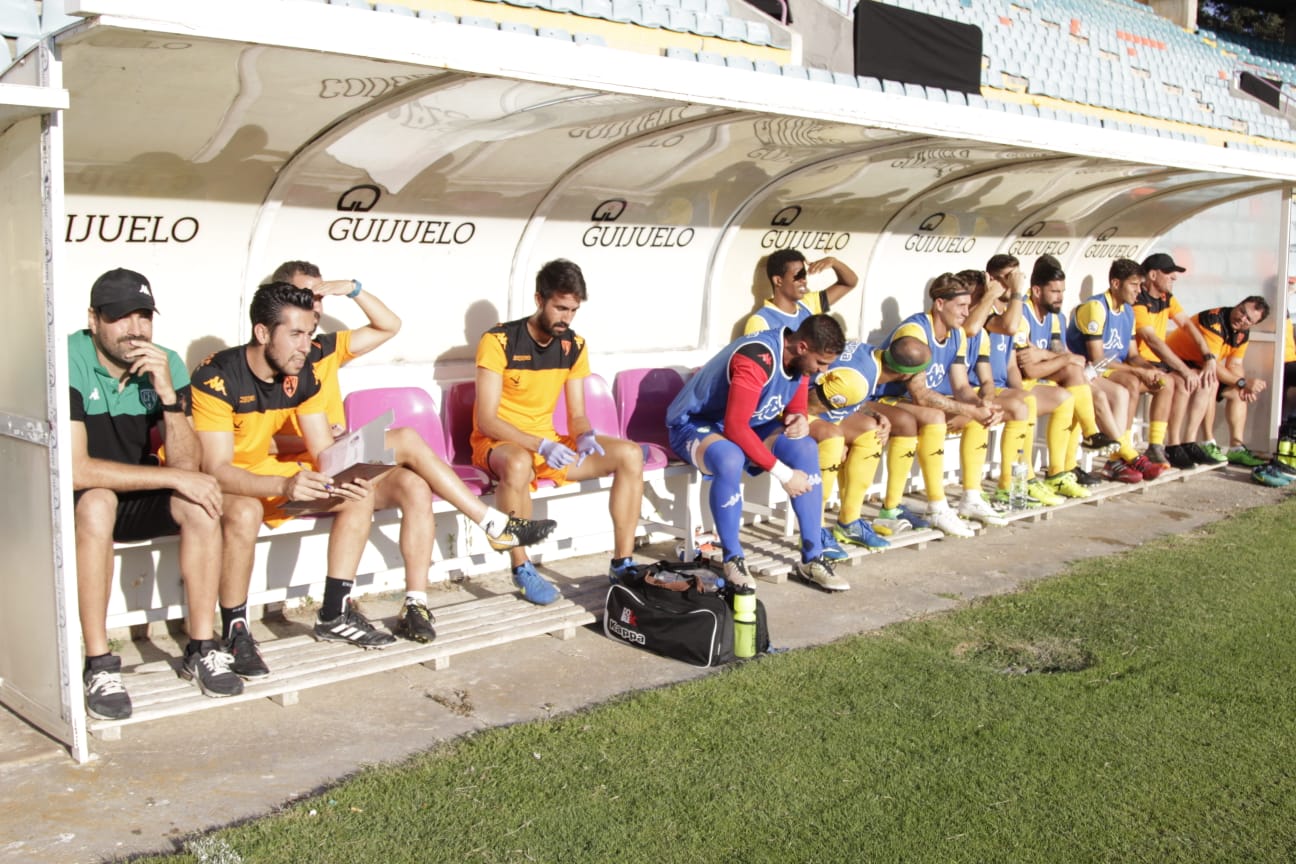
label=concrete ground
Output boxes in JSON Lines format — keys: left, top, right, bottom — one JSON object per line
{"left": 0, "top": 468, "right": 1288, "bottom": 863}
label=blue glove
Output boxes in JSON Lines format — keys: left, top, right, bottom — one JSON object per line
{"left": 538, "top": 438, "right": 578, "bottom": 470}
{"left": 575, "top": 431, "right": 605, "bottom": 465}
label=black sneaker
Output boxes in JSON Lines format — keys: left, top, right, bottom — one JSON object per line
{"left": 486, "top": 516, "right": 558, "bottom": 551}
{"left": 314, "top": 598, "right": 396, "bottom": 648}
{"left": 1166, "top": 444, "right": 1195, "bottom": 470}
{"left": 226, "top": 621, "right": 270, "bottom": 679}
{"left": 182, "top": 643, "right": 244, "bottom": 698}
{"left": 395, "top": 598, "right": 436, "bottom": 643}
{"left": 84, "top": 655, "right": 132, "bottom": 720}
{"left": 1184, "top": 442, "right": 1223, "bottom": 466}
{"left": 1071, "top": 466, "right": 1103, "bottom": 487}
{"left": 1081, "top": 432, "right": 1119, "bottom": 453}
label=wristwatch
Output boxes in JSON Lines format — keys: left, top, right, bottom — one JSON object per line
{"left": 1201, "top": 352, "right": 1216, "bottom": 361}
{"left": 1236, "top": 377, "right": 1247, "bottom": 390}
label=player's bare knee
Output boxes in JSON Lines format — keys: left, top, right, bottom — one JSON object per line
{"left": 74, "top": 488, "right": 118, "bottom": 540}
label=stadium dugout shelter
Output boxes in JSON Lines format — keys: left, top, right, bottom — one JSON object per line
{"left": 2, "top": 0, "right": 1294, "bottom": 761}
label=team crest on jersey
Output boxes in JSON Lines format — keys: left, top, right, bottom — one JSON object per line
{"left": 283, "top": 376, "right": 298, "bottom": 397}
{"left": 753, "top": 395, "right": 787, "bottom": 422}
{"left": 926, "top": 362, "right": 947, "bottom": 389}
{"left": 1087, "top": 320, "right": 1101, "bottom": 334}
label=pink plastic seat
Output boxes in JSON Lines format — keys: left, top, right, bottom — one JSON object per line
{"left": 344, "top": 386, "right": 489, "bottom": 495}
{"left": 553, "top": 373, "right": 619, "bottom": 437}
{"left": 612, "top": 367, "right": 686, "bottom": 469}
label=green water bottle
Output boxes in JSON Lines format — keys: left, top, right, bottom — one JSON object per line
{"left": 732, "top": 586, "right": 757, "bottom": 659}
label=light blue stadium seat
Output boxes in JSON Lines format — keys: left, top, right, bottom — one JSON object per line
{"left": 501, "top": 20, "right": 537, "bottom": 35}
{"left": 666, "top": 8, "right": 696, "bottom": 31}
{"left": 946, "top": 90, "right": 968, "bottom": 105}
{"left": 539, "top": 0, "right": 583, "bottom": 12}
{"left": 744, "top": 19, "right": 772, "bottom": 45}
{"left": 375, "top": 2, "right": 416, "bottom": 14}
{"left": 697, "top": 50, "right": 727, "bottom": 66}
{"left": 681, "top": 0, "right": 706, "bottom": 11}
{"left": 754, "top": 59, "right": 782, "bottom": 75}
{"left": 781, "top": 64, "right": 809, "bottom": 79}
{"left": 807, "top": 67, "right": 834, "bottom": 84}
{"left": 501, "top": 0, "right": 537, "bottom": 7}
{"left": 903, "top": 81, "right": 926, "bottom": 98}
{"left": 832, "top": 70, "right": 859, "bottom": 87}
{"left": 539, "top": 26, "right": 573, "bottom": 39}
{"left": 858, "top": 75, "right": 883, "bottom": 92}
{"left": 926, "top": 86, "right": 948, "bottom": 102}
{"left": 329, "top": 0, "right": 372, "bottom": 8}
{"left": 695, "top": 13, "right": 723, "bottom": 35}
{"left": 882, "top": 79, "right": 906, "bottom": 95}
{"left": 610, "top": 0, "right": 640, "bottom": 21}
{"left": 459, "top": 14, "right": 499, "bottom": 27}
{"left": 720, "top": 15, "right": 746, "bottom": 41}
{"left": 966, "top": 92, "right": 987, "bottom": 108}
{"left": 704, "top": 0, "right": 729, "bottom": 14}
{"left": 640, "top": 3, "right": 671, "bottom": 27}
{"left": 664, "top": 46, "right": 696, "bottom": 60}
{"left": 417, "top": 8, "right": 457, "bottom": 23}
{"left": 574, "top": 31, "right": 608, "bottom": 45}
{"left": 583, "top": 0, "right": 614, "bottom": 16}
{"left": 725, "top": 55, "right": 755, "bottom": 71}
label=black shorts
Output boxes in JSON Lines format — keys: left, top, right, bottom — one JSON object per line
{"left": 73, "top": 489, "right": 180, "bottom": 542}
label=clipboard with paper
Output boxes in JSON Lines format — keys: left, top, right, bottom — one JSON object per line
{"left": 280, "top": 410, "right": 395, "bottom": 515}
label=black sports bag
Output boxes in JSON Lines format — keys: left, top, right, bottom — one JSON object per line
{"left": 603, "top": 560, "right": 769, "bottom": 667}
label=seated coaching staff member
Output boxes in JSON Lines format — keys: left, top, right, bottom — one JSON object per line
{"left": 71, "top": 268, "right": 240, "bottom": 720}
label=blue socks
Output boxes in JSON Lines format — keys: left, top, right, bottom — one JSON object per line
{"left": 771, "top": 434, "right": 825, "bottom": 562}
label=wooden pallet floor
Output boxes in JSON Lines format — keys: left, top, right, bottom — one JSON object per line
{"left": 704, "top": 461, "right": 1230, "bottom": 581}
{"left": 88, "top": 591, "right": 596, "bottom": 740}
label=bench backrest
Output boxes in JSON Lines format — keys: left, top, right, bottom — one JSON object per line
{"left": 344, "top": 386, "right": 449, "bottom": 459}
{"left": 553, "top": 372, "right": 618, "bottom": 437}
{"left": 612, "top": 367, "right": 684, "bottom": 450}
{"left": 444, "top": 380, "right": 477, "bottom": 467}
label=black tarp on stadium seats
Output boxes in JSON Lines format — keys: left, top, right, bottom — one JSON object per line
{"left": 1239, "top": 71, "right": 1283, "bottom": 111}
{"left": 854, "top": 2, "right": 981, "bottom": 94}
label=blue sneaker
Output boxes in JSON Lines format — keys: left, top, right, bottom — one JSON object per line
{"left": 819, "top": 527, "right": 849, "bottom": 561}
{"left": 833, "top": 518, "right": 891, "bottom": 549}
{"left": 1250, "top": 463, "right": 1293, "bottom": 487}
{"left": 511, "top": 561, "right": 561, "bottom": 605}
{"left": 608, "top": 557, "right": 643, "bottom": 584}
{"left": 877, "top": 505, "right": 930, "bottom": 531}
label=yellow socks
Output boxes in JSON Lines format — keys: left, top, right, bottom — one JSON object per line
{"left": 817, "top": 435, "right": 845, "bottom": 504}
{"left": 839, "top": 429, "right": 882, "bottom": 525}
{"left": 918, "top": 423, "right": 949, "bottom": 505}
{"left": 883, "top": 435, "right": 918, "bottom": 510}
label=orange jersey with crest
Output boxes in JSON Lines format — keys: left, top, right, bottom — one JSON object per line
{"left": 472, "top": 317, "right": 589, "bottom": 441}
{"left": 191, "top": 345, "right": 329, "bottom": 470}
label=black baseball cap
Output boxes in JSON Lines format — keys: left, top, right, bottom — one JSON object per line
{"left": 1141, "top": 252, "right": 1186, "bottom": 274}
{"left": 90, "top": 268, "right": 158, "bottom": 319}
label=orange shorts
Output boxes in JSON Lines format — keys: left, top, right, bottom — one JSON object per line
{"left": 470, "top": 433, "right": 579, "bottom": 489}
{"left": 245, "top": 454, "right": 313, "bottom": 528}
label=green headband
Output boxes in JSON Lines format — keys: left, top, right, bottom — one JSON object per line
{"left": 884, "top": 347, "right": 932, "bottom": 375}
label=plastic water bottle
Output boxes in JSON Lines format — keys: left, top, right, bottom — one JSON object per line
{"left": 1009, "top": 449, "right": 1029, "bottom": 511}
{"left": 732, "top": 586, "right": 757, "bottom": 659}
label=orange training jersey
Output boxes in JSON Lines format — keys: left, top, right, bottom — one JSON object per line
{"left": 191, "top": 345, "right": 329, "bottom": 470}
{"left": 1165, "top": 307, "right": 1250, "bottom": 365}
{"left": 472, "top": 317, "right": 589, "bottom": 440}
{"left": 1133, "top": 289, "right": 1184, "bottom": 362}
{"left": 281, "top": 330, "right": 355, "bottom": 436}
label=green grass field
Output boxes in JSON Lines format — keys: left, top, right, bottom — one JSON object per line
{"left": 153, "top": 499, "right": 1296, "bottom": 864}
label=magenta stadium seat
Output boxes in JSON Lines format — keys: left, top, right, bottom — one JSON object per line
{"left": 612, "top": 367, "right": 686, "bottom": 469}
{"left": 443, "top": 381, "right": 478, "bottom": 469}
{"left": 344, "top": 386, "right": 490, "bottom": 494}
{"left": 552, "top": 373, "right": 618, "bottom": 437}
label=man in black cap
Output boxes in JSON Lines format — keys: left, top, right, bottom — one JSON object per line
{"left": 1132, "top": 252, "right": 1221, "bottom": 468}
{"left": 69, "top": 268, "right": 241, "bottom": 721}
